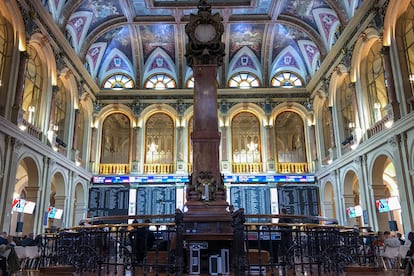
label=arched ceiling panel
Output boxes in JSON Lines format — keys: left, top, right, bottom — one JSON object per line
{"left": 138, "top": 24, "right": 176, "bottom": 63}
{"left": 41, "top": 0, "right": 358, "bottom": 90}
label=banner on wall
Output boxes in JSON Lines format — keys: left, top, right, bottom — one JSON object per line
{"left": 47, "top": 206, "right": 63, "bottom": 219}
{"left": 346, "top": 205, "right": 362, "bottom": 218}
{"left": 12, "top": 199, "right": 36, "bottom": 214}
{"left": 375, "top": 197, "right": 401, "bottom": 213}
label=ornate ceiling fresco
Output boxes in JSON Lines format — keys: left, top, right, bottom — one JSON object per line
{"left": 43, "top": 0, "right": 362, "bottom": 90}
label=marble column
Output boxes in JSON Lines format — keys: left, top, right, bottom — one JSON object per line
{"left": 89, "top": 126, "right": 97, "bottom": 173}
{"left": 11, "top": 51, "right": 28, "bottom": 124}
{"left": 265, "top": 125, "right": 275, "bottom": 172}
{"left": 191, "top": 64, "right": 221, "bottom": 190}
{"left": 23, "top": 186, "right": 39, "bottom": 234}
{"left": 381, "top": 46, "right": 400, "bottom": 120}
{"left": 131, "top": 126, "right": 141, "bottom": 173}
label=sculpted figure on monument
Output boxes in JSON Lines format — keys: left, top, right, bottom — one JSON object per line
{"left": 197, "top": 171, "right": 216, "bottom": 201}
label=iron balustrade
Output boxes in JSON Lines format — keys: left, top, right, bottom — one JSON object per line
{"left": 34, "top": 213, "right": 383, "bottom": 276}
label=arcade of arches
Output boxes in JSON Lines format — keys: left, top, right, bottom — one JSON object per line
{"left": 0, "top": 0, "right": 414, "bottom": 238}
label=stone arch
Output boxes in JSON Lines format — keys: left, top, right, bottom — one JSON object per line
{"left": 342, "top": 169, "right": 361, "bottom": 227}
{"left": 370, "top": 154, "right": 402, "bottom": 232}
{"left": 383, "top": 0, "right": 411, "bottom": 46}
{"left": 49, "top": 171, "right": 67, "bottom": 229}
{"left": 29, "top": 33, "right": 58, "bottom": 86}
{"left": 0, "top": 1, "right": 26, "bottom": 51}
{"left": 143, "top": 111, "right": 175, "bottom": 174}
{"left": 350, "top": 27, "right": 381, "bottom": 83}
{"left": 271, "top": 103, "right": 312, "bottom": 172}
{"left": 72, "top": 182, "right": 87, "bottom": 227}
{"left": 322, "top": 181, "right": 336, "bottom": 220}
{"left": 138, "top": 103, "right": 178, "bottom": 128}
{"left": 227, "top": 102, "right": 266, "bottom": 127}
{"left": 11, "top": 156, "right": 40, "bottom": 236}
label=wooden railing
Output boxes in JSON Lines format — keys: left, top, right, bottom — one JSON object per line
{"left": 277, "top": 162, "right": 308, "bottom": 173}
{"left": 144, "top": 163, "right": 174, "bottom": 174}
{"left": 99, "top": 163, "right": 130, "bottom": 174}
{"left": 232, "top": 162, "right": 263, "bottom": 173}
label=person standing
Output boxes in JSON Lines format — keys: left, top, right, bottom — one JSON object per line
{"left": 397, "top": 233, "right": 405, "bottom": 245}
{"left": 129, "top": 219, "right": 155, "bottom": 264}
{"left": 278, "top": 208, "right": 292, "bottom": 264}
{"left": 402, "top": 231, "right": 414, "bottom": 275}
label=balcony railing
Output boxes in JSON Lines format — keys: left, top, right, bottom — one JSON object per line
{"left": 96, "top": 162, "right": 309, "bottom": 175}
{"left": 21, "top": 119, "right": 42, "bottom": 140}
{"left": 144, "top": 163, "right": 174, "bottom": 174}
{"left": 277, "top": 162, "right": 308, "bottom": 173}
{"left": 99, "top": 163, "right": 130, "bottom": 174}
{"left": 232, "top": 162, "right": 263, "bottom": 173}
{"left": 367, "top": 114, "right": 390, "bottom": 138}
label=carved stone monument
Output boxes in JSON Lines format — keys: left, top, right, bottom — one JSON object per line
{"left": 184, "top": 0, "right": 232, "bottom": 236}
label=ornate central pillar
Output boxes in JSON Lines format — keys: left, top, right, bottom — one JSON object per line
{"left": 184, "top": 0, "right": 231, "bottom": 233}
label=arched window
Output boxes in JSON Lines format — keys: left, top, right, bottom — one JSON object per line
{"left": 275, "top": 111, "right": 307, "bottom": 173}
{"left": 103, "top": 74, "right": 134, "bottom": 89}
{"left": 271, "top": 72, "right": 303, "bottom": 88}
{"left": 401, "top": 2, "right": 414, "bottom": 107}
{"left": 100, "top": 113, "right": 131, "bottom": 165}
{"left": 231, "top": 112, "right": 262, "bottom": 173}
{"left": 145, "top": 113, "right": 174, "bottom": 173}
{"left": 22, "top": 46, "right": 44, "bottom": 129}
{"left": 186, "top": 76, "right": 194, "bottom": 89}
{"left": 338, "top": 76, "right": 357, "bottom": 143}
{"left": 144, "top": 74, "right": 176, "bottom": 89}
{"left": 366, "top": 40, "right": 388, "bottom": 125}
{"left": 54, "top": 79, "right": 68, "bottom": 141}
{"left": 228, "top": 72, "right": 260, "bottom": 89}
{"left": 0, "top": 14, "right": 11, "bottom": 116}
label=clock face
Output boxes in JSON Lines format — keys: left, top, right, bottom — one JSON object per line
{"left": 194, "top": 24, "right": 216, "bottom": 43}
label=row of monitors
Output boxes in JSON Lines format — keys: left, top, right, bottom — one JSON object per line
{"left": 346, "top": 196, "right": 401, "bottom": 218}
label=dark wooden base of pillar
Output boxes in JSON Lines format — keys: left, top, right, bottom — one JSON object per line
{"left": 183, "top": 200, "right": 233, "bottom": 239}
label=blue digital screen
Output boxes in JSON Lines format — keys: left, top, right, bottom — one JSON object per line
{"left": 92, "top": 174, "right": 315, "bottom": 184}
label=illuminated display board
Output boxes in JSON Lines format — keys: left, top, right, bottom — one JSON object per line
{"left": 92, "top": 174, "right": 315, "bottom": 184}
{"left": 223, "top": 174, "right": 315, "bottom": 183}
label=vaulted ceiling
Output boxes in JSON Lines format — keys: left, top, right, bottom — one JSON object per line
{"left": 43, "top": 0, "right": 361, "bottom": 91}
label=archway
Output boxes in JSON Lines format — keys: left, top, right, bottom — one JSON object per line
{"left": 48, "top": 172, "right": 66, "bottom": 230}
{"left": 72, "top": 182, "right": 86, "bottom": 227}
{"left": 343, "top": 170, "right": 361, "bottom": 227}
{"left": 371, "top": 156, "right": 402, "bottom": 233}
{"left": 322, "top": 181, "right": 336, "bottom": 220}
{"left": 11, "top": 157, "right": 39, "bottom": 236}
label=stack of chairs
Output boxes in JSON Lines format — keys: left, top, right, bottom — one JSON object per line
{"left": 14, "top": 246, "right": 40, "bottom": 270}
{"left": 380, "top": 245, "right": 410, "bottom": 271}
